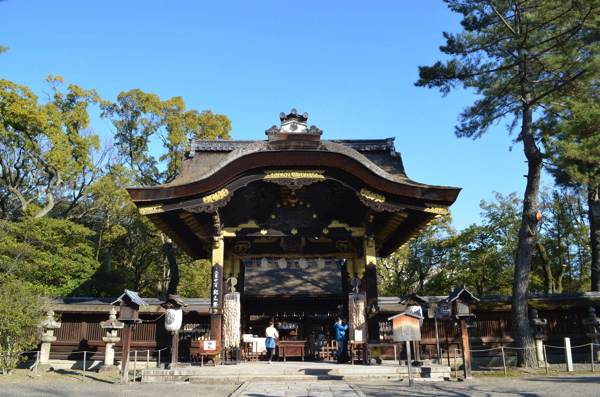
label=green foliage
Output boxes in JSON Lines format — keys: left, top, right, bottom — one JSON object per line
{"left": 0, "top": 280, "right": 51, "bottom": 374}
{"left": 178, "top": 260, "right": 212, "bottom": 298}
{"left": 377, "top": 213, "right": 456, "bottom": 296}
{"left": 0, "top": 77, "right": 103, "bottom": 219}
{"left": 534, "top": 187, "right": 591, "bottom": 292}
{"left": 0, "top": 217, "right": 100, "bottom": 296}
{"left": 101, "top": 90, "right": 231, "bottom": 186}
{"left": 416, "top": 0, "right": 600, "bottom": 139}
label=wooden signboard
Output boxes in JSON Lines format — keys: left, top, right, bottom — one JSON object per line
{"left": 388, "top": 312, "right": 424, "bottom": 387}
{"left": 388, "top": 313, "right": 423, "bottom": 342}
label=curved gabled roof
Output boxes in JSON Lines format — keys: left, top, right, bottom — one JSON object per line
{"left": 127, "top": 110, "right": 461, "bottom": 259}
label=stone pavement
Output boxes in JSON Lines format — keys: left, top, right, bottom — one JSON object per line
{"left": 231, "top": 380, "right": 366, "bottom": 397}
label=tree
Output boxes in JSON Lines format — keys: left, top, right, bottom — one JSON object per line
{"left": 415, "top": 0, "right": 600, "bottom": 366}
{"left": 541, "top": 91, "right": 600, "bottom": 290}
{"left": 377, "top": 213, "right": 455, "bottom": 296}
{"left": 0, "top": 280, "right": 52, "bottom": 374}
{"left": 0, "top": 217, "right": 100, "bottom": 296}
{"left": 534, "top": 186, "right": 590, "bottom": 292}
{"left": 101, "top": 90, "right": 231, "bottom": 186}
{"left": 0, "top": 76, "right": 103, "bottom": 219}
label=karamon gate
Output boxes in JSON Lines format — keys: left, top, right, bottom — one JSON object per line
{"left": 127, "top": 109, "right": 460, "bottom": 356}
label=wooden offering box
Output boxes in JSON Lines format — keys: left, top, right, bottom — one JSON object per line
{"left": 278, "top": 340, "right": 307, "bottom": 361}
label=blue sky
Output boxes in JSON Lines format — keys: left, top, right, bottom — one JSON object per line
{"left": 1, "top": 0, "right": 549, "bottom": 231}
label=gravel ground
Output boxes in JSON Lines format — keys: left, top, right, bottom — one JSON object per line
{"left": 0, "top": 370, "right": 242, "bottom": 397}
{"left": 354, "top": 375, "right": 600, "bottom": 397}
{"left": 0, "top": 367, "right": 599, "bottom": 397}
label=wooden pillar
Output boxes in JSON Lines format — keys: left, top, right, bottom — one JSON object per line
{"left": 362, "top": 237, "right": 376, "bottom": 341}
{"left": 170, "top": 331, "right": 179, "bottom": 366}
{"left": 211, "top": 233, "right": 224, "bottom": 345}
{"left": 365, "top": 261, "right": 380, "bottom": 343}
{"left": 460, "top": 318, "right": 472, "bottom": 379}
{"left": 120, "top": 323, "right": 132, "bottom": 384}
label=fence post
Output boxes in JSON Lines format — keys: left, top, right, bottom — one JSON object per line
{"left": 501, "top": 346, "right": 507, "bottom": 376}
{"left": 592, "top": 344, "right": 594, "bottom": 373}
{"left": 158, "top": 349, "right": 161, "bottom": 369}
{"left": 564, "top": 337, "right": 574, "bottom": 372}
{"left": 543, "top": 345, "right": 549, "bottom": 374}
{"left": 134, "top": 350, "right": 138, "bottom": 382}
{"left": 83, "top": 351, "right": 86, "bottom": 379}
{"left": 147, "top": 350, "right": 150, "bottom": 370}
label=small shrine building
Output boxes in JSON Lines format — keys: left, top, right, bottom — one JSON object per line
{"left": 127, "top": 109, "right": 461, "bottom": 351}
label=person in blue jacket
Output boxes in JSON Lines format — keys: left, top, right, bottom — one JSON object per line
{"left": 334, "top": 317, "right": 348, "bottom": 363}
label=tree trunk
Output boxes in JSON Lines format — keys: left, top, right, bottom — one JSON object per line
{"left": 163, "top": 240, "right": 179, "bottom": 297}
{"left": 589, "top": 186, "right": 600, "bottom": 291}
{"left": 511, "top": 100, "right": 539, "bottom": 367}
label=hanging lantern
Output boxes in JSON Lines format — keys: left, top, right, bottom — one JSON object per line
{"left": 165, "top": 307, "right": 183, "bottom": 332}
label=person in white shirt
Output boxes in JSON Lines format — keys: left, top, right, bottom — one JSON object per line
{"left": 265, "top": 321, "right": 279, "bottom": 364}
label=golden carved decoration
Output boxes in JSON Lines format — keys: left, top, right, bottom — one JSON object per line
{"left": 222, "top": 220, "right": 260, "bottom": 237}
{"left": 260, "top": 229, "right": 268, "bottom": 235}
{"left": 234, "top": 241, "right": 251, "bottom": 254}
{"left": 264, "top": 170, "right": 325, "bottom": 180}
{"left": 291, "top": 228, "right": 298, "bottom": 235}
{"left": 271, "top": 214, "right": 276, "bottom": 219}
{"left": 360, "top": 188, "right": 385, "bottom": 203}
{"left": 322, "top": 228, "right": 329, "bottom": 235}
{"left": 327, "top": 220, "right": 365, "bottom": 237}
{"left": 424, "top": 203, "right": 449, "bottom": 214}
{"left": 203, "top": 188, "right": 229, "bottom": 204}
{"left": 336, "top": 240, "right": 353, "bottom": 253}
{"left": 138, "top": 204, "right": 164, "bottom": 215}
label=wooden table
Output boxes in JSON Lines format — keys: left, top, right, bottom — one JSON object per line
{"left": 278, "top": 341, "right": 307, "bottom": 361}
{"left": 366, "top": 343, "right": 402, "bottom": 365}
{"left": 242, "top": 341, "right": 261, "bottom": 362}
{"left": 348, "top": 342, "right": 367, "bottom": 365}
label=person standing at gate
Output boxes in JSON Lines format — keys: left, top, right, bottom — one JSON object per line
{"left": 265, "top": 321, "right": 279, "bottom": 364}
{"left": 334, "top": 317, "right": 348, "bottom": 363}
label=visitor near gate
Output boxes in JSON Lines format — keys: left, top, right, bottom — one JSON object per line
{"left": 265, "top": 321, "right": 279, "bottom": 364}
{"left": 334, "top": 317, "right": 348, "bottom": 363}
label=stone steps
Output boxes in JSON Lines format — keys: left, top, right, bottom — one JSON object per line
{"left": 140, "top": 362, "right": 450, "bottom": 383}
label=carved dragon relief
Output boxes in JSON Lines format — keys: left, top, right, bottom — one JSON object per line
{"left": 424, "top": 203, "right": 450, "bottom": 214}
{"left": 184, "top": 189, "right": 232, "bottom": 213}
{"left": 356, "top": 190, "right": 405, "bottom": 213}
{"left": 263, "top": 170, "right": 326, "bottom": 189}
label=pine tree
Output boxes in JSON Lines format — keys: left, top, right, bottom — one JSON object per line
{"left": 415, "top": 0, "right": 600, "bottom": 366}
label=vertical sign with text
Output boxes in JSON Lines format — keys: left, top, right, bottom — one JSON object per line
{"left": 211, "top": 265, "right": 221, "bottom": 309}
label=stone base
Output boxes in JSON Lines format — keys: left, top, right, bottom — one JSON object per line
{"left": 35, "top": 363, "right": 54, "bottom": 373}
{"left": 98, "top": 365, "right": 120, "bottom": 374}
{"left": 168, "top": 363, "right": 192, "bottom": 369}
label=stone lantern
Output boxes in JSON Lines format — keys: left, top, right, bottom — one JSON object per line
{"left": 529, "top": 309, "right": 548, "bottom": 364}
{"left": 38, "top": 310, "right": 61, "bottom": 371}
{"left": 99, "top": 308, "right": 124, "bottom": 373}
{"left": 582, "top": 307, "right": 600, "bottom": 361}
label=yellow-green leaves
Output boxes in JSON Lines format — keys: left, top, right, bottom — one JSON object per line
{"left": 101, "top": 89, "right": 232, "bottom": 186}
